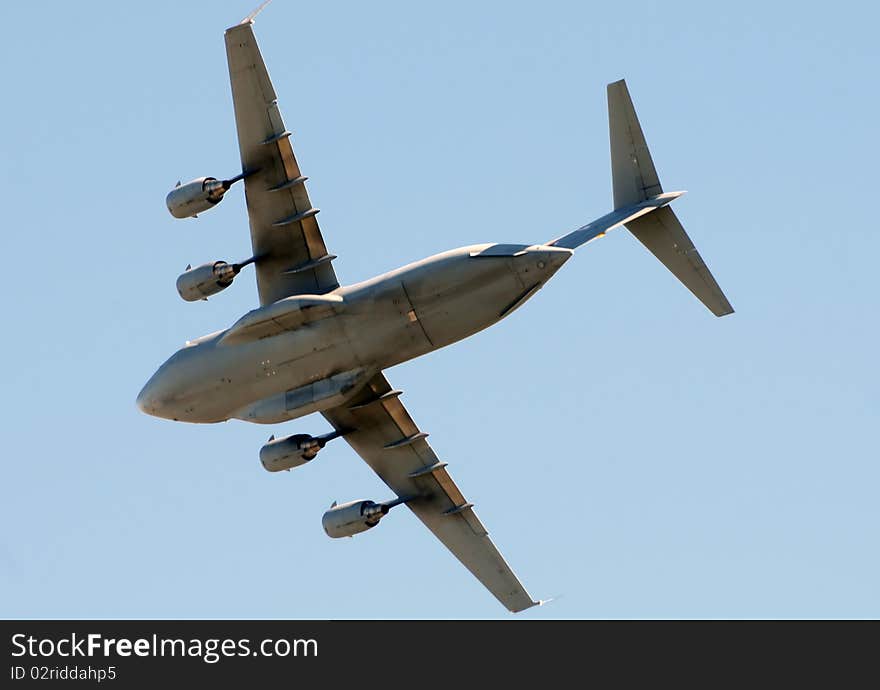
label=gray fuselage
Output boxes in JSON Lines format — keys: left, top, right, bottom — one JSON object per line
{"left": 137, "top": 243, "right": 571, "bottom": 424}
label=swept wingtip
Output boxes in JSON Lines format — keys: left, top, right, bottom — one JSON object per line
{"left": 511, "top": 597, "right": 555, "bottom": 613}
{"left": 240, "top": 0, "right": 273, "bottom": 24}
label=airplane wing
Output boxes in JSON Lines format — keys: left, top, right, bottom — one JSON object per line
{"left": 225, "top": 21, "right": 339, "bottom": 306}
{"left": 322, "top": 373, "right": 540, "bottom": 613}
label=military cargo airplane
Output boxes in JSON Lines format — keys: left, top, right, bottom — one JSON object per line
{"left": 138, "top": 11, "right": 733, "bottom": 613}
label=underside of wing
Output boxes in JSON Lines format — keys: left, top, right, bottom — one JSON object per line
{"left": 225, "top": 22, "right": 339, "bottom": 305}
{"left": 322, "top": 373, "right": 539, "bottom": 613}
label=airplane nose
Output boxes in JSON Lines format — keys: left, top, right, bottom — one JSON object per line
{"left": 136, "top": 382, "right": 155, "bottom": 415}
{"left": 136, "top": 372, "right": 168, "bottom": 416}
{"left": 136, "top": 351, "right": 190, "bottom": 420}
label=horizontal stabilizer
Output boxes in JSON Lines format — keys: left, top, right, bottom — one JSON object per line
{"left": 549, "top": 191, "right": 684, "bottom": 250}
{"left": 626, "top": 206, "right": 734, "bottom": 316}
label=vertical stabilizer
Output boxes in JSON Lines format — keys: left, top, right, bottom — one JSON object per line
{"left": 608, "top": 79, "right": 663, "bottom": 209}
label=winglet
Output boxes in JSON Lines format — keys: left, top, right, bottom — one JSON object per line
{"left": 511, "top": 599, "right": 543, "bottom": 613}
{"left": 240, "top": 0, "right": 272, "bottom": 25}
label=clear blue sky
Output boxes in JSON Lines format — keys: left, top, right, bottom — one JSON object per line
{"left": 1, "top": 0, "right": 877, "bottom": 619}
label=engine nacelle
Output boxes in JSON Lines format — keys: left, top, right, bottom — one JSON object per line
{"left": 176, "top": 261, "right": 237, "bottom": 301}
{"left": 322, "top": 500, "right": 389, "bottom": 538}
{"left": 260, "top": 433, "right": 324, "bottom": 472}
{"left": 166, "top": 177, "right": 228, "bottom": 218}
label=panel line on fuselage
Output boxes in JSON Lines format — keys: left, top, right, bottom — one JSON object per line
{"left": 400, "top": 281, "right": 435, "bottom": 347}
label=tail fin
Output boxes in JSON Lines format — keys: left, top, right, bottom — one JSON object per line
{"left": 608, "top": 80, "right": 663, "bottom": 209}
{"left": 608, "top": 80, "right": 734, "bottom": 317}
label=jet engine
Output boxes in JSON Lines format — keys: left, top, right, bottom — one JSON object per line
{"left": 322, "top": 500, "right": 390, "bottom": 538}
{"left": 260, "top": 432, "right": 338, "bottom": 472}
{"left": 176, "top": 261, "right": 238, "bottom": 301}
{"left": 165, "top": 173, "right": 245, "bottom": 219}
{"left": 322, "top": 495, "right": 412, "bottom": 538}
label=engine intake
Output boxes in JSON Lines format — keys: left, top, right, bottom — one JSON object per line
{"left": 176, "top": 261, "right": 238, "bottom": 301}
